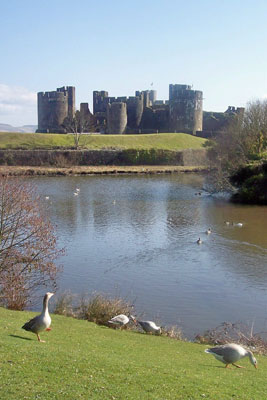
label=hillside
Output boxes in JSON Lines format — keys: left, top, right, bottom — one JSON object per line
{"left": 0, "top": 132, "right": 206, "bottom": 150}
{"left": 0, "top": 123, "right": 37, "bottom": 133}
{"left": 0, "top": 307, "right": 266, "bottom": 399}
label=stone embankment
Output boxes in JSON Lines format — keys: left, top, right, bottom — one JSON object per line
{"left": 0, "top": 148, "right": 208, "bottom": 166}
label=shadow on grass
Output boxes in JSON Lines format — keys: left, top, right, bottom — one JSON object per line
{"left": 9, "top": 334, "right": 33, "bottom": 341}
{"left": 200, "top": 363, "right": 229, "bottom": 368}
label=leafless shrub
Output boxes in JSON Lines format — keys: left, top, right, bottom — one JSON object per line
{"left": 195, "top": 322, "right": 267, "bottom": 355}
{"left": 76, "top": 292, "right": 134, "bottom": 326}
{"left": 54, "top": 154, "right": 72, "bottom": 168}
{"left": 53, "top": 291, "right": 76, "bottom": 317}
{"left": 161, "top": 325, "right": 184, "bottom": 340}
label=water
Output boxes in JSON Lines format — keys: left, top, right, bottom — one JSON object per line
{"left": 33, "top": 174, "right": 267, "bottom": 339}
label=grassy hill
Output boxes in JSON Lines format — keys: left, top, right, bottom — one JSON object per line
{"left": 0, "top": 132, "right": 206, "bottom": 151}
{"left": 0, "top": 307, "right": 266, "bottom": 399}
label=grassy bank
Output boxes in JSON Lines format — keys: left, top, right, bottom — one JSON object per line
{"left": 0, "top": 132, "right": 206, "bottom": 150}
{"left": 0, "top": 165, "right": 209, "bottom": 177}
{"left": 1, "top": 307, "right": 266, "bottom": 399}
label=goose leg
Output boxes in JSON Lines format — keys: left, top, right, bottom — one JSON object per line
{"left": 37, "top": 334, "right": 45, "bottom": 343}
{"left": 232, "top": 363, "right": 245, "bottom": 368}
{"left": 225, "top": 364, "right": 230, "bottom": 368}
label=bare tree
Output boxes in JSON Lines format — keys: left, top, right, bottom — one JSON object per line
{"left": 0, "top": 177, "right": 63, "bottom": 309}
{"left": 62, "top": 110, "right": 95, "bottom": 149}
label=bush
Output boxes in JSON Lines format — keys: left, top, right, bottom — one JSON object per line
{"left": 53, "top": 291, "right": 76, "bottom": 317}
{"left": 230, "top": 162, "right": 267, "bottom": 204}
{"left": 76, "top": 292, "right": 134, "bottom": 326}
{"left": 195, "top": 322, "right": 267, "bottom": 355}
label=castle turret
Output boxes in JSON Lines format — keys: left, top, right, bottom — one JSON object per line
{"left": 93, "top": 91, "right": 109, "bottom": 114}
{"left": 169, "top": 84, "right": 203, "bottom": 134}
{"left": 37, "top": 86, "right": 75, "bottom": 133}
{"left": 126, "top": 93, "right": 144, "bottom": 130}
{"left": 107, "top": 102, "right": 127, "bottom": 134}
{"left": 149, "top": 90, "right": 157, "bottom": 105}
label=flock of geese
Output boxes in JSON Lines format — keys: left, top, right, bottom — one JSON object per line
{"left": 22, "top": 292, "right": 258, "bottom": 369}
{"left": 197, "top": 221, "right": 243, "bottom": 245}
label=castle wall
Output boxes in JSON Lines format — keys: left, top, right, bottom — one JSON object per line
{"left": 107, "top": 102, "right": 127, "bottom": 134}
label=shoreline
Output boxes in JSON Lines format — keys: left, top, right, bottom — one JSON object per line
{"left": 0, "top": 165, "right": 209, "bottom": 177}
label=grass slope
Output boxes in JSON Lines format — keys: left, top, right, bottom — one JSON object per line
{"left": 0, "top": 132, "right": 206, "bottom": 151}
{"left": 0, "top": 307, "right": 266, "bottom": 399}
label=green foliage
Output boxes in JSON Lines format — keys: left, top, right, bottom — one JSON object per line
{"left": 119, "top": 149, "right": 180, "bottom": 165}
{"left": 1, "top": 307, "right": 266, "bottom": 400}
{"left": 0, "top": 132, "right": 206, "bottom": 151}
{"left": 230, "top": 162, "right": 267, "bottom": 204}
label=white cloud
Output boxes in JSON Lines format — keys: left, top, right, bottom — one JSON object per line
{"left": 0, "top": 84, "right": 37, "bottom": 126}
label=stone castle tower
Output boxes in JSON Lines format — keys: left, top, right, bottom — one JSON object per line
{"left": 36, "top": 86, "right": 75, "bottom": 133}
{"left": 107, "top": 102, "right": 127, "bottom": 134}
{"left": 169, "top": 84, "right": 203, "bottom": 134}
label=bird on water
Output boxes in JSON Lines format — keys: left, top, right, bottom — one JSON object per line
{"left": 205, "top": 343, "right": 257, "bottom": 369}
{"left": 22, "top": 292, "right": 54, "bottom": 342}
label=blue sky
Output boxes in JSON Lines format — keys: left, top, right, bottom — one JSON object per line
{"left": 1, "top": 0, "right": 267, "bottom": 125}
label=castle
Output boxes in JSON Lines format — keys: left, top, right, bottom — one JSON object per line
{"left": 36, "top": 84, "right": 243, "bottom": 136}
{"left": 36, "top": 84, "right": 203, "bottom": 135}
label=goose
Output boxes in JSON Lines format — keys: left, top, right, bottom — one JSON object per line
{"left": 74, "top": 192, "right": 79, "bottom": 196}
{"left": 224, "top": 221, "right": 230, "bottom": 225}
{"left": 205, "top": 228, "right": 212, "bottom": 235}
{"left": 76, "top": 188, "right": 80, "bottom": 192}
{"left": 137, "top": 320, "right": 161, "bottom": 335}
{"left": 236, "top": 222, "right": 243, "bottom": 227}
{"left": 22, "top": 292, "right": 54, "bottom": 342}
{"left": 197, "top": 238, "right": 202, "bottom": 245}
{"left": 45, "top": 196, "right": 50, "bottom": 200}
{"left": 205, "top": 343, "right": 257, "bottom": 369}
{"left": 108, "top": 314, "right": 136, "bottom": 329}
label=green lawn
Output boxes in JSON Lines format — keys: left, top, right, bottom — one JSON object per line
{"left": 0, "top": 307, "right": 266, "bottom": 399}
{"left": 0, "top": 132, "right": 206, "bottom": 151}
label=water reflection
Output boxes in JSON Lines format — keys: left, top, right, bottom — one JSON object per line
{"left": 34, "top": 175, "right": 267, "bottom": 338}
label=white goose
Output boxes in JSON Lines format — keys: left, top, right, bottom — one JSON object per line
{"left": 137, "top": 320, "right": 161, "bottom": 335}
{"left": 108, "top": 314, "right": 136, "bottom": 329}
{"left": 205, "top": 343, "right": 257, "bottom": 369}
{"left": 22, "top": 292, "right": 54, "bottom": 342}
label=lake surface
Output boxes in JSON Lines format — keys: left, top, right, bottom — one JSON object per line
{"left": 33, "top": 174, "right": 267, "bottom": 339}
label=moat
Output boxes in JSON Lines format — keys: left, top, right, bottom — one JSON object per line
{"left": 34, "top": 174, "right": 267, "bottom": 339}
